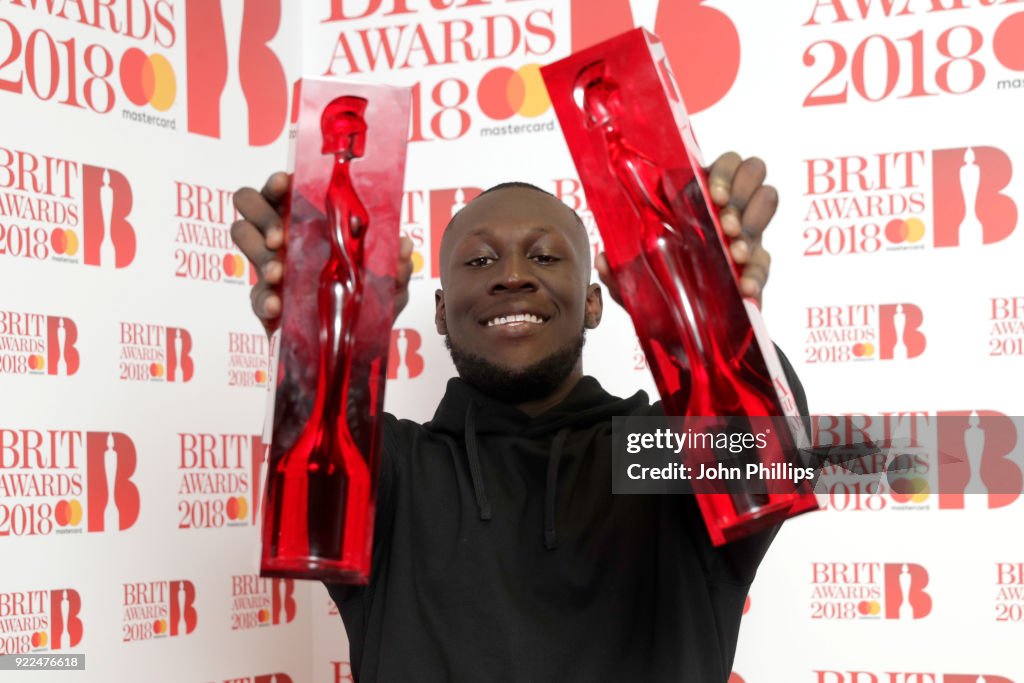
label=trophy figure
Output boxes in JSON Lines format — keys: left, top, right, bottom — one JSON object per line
{"left": 260, "top": 81, "right": 411, "bottom": 582}
{"left": 958, "top": 148, "right": 983, "bottom": 246}
{"left": 99, "top": 170, "right": 116, "bottom": 267}
{"left": 104, "top": 433, "right": 120, "bottom": 531}
{"left": 898, "top": 564, "right": 913, "bottom": 619}
{"left": 963, "top": 411, "right": 986, "bottom": 508}
{"left": 56, "top": 319, "right": 68, "bottom": 375}
{"left": 543, "top": 29, "right": 818, "bottom": 544}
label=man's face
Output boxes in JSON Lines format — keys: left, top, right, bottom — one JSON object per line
{"left": 435, "top": 187, "right": 602, "bottom": 395}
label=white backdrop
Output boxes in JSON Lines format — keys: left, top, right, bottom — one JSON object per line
{"left": 2, "top": 1, "right": 1023, "bottom": 681}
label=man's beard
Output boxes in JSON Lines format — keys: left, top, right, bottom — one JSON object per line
{"left": 445, "top": 329, "right": 586, "bottom": 405}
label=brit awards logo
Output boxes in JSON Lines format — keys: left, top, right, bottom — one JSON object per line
{"left": 0, "top": 429, "right": 140, "bottom": 537}
{"left": 175, "top": 182, "right": 257, "bottom": 285}
{"left": 817, "top": 673, "right": 1014, "bottom": 683}
{"left": 801, "top": 146, "right": 1017, "bottom": 257}
{"left": 177, "top": 433, "right": 265, "bottom": 530}
{"left": 122, "top": 580, "right": 197, "bottom": 642}
{"left": 229, "top": 576, "right": 296, "bottom": 630}
{"left": 184, "top": 0, "right": 290, "bottom": 146}
{"left": 387, "top": 328, "right": 424, "bottom": 380}
{"left": 119, "top": 322, "right": 194, "bottom": 382}
{"left": 0, "top": 588, "right": 82, "bottom": 655}
{"left": 570, "top": 0, "right": 740, "bottom": 113}
{"left": 227, "top": 332, "right": 270, "bottom": 388}
{"left": 989, "top": 297, "right": 1024, "bottom": 357}
{"left": 0, "top": 150, "right": 136, "bottom": 267}
{"left": 996, "top": 562, "right": 1024, "bottom": 622}
{"left": 0, "top": 312, "right": 79, "bottom": 376}
{"left": 805, "top": 304, "right": 926, "bottom": 363}
{"left": 810, "top": 562, "right": 932, "bottom": 620}
{"left": 331, "top": 662, "right": 354, "bottom": 683}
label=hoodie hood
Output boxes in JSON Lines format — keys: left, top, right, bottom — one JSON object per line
{"left": 424, "top": 375, "right": 650, "bottom": 549}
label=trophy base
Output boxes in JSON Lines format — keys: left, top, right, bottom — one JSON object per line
{"left": 260, "top": 556, "right": 370, "bottom": 584}
{"left": 709, "top": 497, "right": 813, "bottom": 546}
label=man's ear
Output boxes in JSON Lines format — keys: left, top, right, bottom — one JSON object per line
{"left": 435, "top": 288, "right": 448, "bottom": 334}
{"left": 584, "top": 283, "right": 603, "bottom": 329}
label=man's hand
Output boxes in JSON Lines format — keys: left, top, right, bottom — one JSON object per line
{"left": 595, "top": 152, "right": 778, "bottom": 307}
{"left": 231, "top": 172, "right": 415, "bottom": 336}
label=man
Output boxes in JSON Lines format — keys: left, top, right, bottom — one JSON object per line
{"left": 232, "top": 153, "right": 804, "bottom": 682}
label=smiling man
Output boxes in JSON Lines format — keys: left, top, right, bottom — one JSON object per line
{"left": 231, "top": 154, "right": 806, "bottom": 683}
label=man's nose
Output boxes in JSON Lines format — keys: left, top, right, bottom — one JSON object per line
{"left": 490, "top": 254, "right": 537, "bottom": 293}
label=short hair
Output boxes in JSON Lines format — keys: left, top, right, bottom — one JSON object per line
{"left": 439, "top": 181, "right": 591, "bottom": 281}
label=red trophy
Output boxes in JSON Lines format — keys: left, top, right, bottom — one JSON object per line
{"left": 260, "top": 79, "right": 411, "bottom": 582}
{"left": 542, "top": 29, "right": 818, "bottom": 545}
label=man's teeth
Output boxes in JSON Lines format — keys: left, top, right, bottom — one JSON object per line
{"left": 487, "top": 313, "right": 545, "bottom": 326}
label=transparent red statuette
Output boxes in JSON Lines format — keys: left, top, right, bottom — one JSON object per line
{"left": 260, "top": 79, "right": 411, "bottom": 582}
{"left": 542, "top": 29, "right": 818, "bottom": 545}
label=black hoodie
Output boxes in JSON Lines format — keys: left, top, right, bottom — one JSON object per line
{"left": 328, "top": 357, "right": 809, "bottom": 683}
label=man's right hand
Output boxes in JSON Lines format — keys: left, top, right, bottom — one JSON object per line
{"left": 231, "top": 172, "right": 415, "bottom": 337}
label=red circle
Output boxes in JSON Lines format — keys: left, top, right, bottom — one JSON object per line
{"left": 55, "top": 500, "right": 70, "bottom": 526}
{"left": 478, "top": 67, "right": 521, "bottom": 120}
{"left": 50, "top": 228, "right": 67, "bottom": 254}
{"left": 223, "top": 253, "right": 237, "bottom": 277}
{"left": 150, "top": 362, "right": 162, "bottom": 377}
{"left": 884, "top": 218, "right": 907, "bottom": 244}
{"left": 120, "top": 48, "right": 153, "bottom": 106}
{"left": 852, "top": 343, "right": 863, "bottom": 358}
{"left": 31, "top": 631, "right": 42, "bottom": 648}
{"left": 994, "top": 12, "right": 1024, "bottom": 72}
{"left": 153, "top": 619, "right": 164, "bottom": 635}
{"left": 254, "top": 369, "right": 265, "bottom": 383}
{"left": 857, "top": 600, "right": 871, "bottom": 615}
{"left": 27, "top": 355, "right": 40, "bottom": 370}
{"left": 226, "top": 496, "right": 239, "bottom": 520}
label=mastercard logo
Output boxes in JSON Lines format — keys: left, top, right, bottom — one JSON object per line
{"left": 851, "top": 342, "right": 875, "bottom": 358}
{"left": 477, "top": 64, "right": 550, "bottom": 120}
{"left": 50, "top": 229, "right": 80, "bottom": 256}
{"left": 120, "top": 48, "right": 176, "bottom": 112}
{"left": 857, "top": 600, "right": 881, "bottom": 616}
{"left": 31, "top": 631, "right": 49, "bottom": 648}
{"left": 27, "top": 354, "right": 46, "bottom": 371}
{"left": 994, "top": 11, "right": 1024, "bottom": 71}
{"left": 153, "top": 619, "right": 168, "bottom": 635}
{"left": 889, "top": 476, "right": 930, "bottom": 504}
{"left": 223, "top": 253, "right": 248, "bottom": 279}
{"left": 886, "top": 218, "right": 925, "bottom": 245}
{"left": 226, "top": 495, "right": 249, "bottom": 521}
{"left": 150, "top": 362, "right": 165, "bottom": 379}
{"left": 54, "top": 499, "right": 84, "bottom": 527}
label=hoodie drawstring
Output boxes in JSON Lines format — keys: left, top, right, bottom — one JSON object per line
{"left": 544, "top": 428, "right": 570, "bottom": 550}
{"left": 463, "top": 402, "right": 492, "bottom": 521}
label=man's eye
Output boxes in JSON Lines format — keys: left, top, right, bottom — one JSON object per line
{"left": 532, "top": 254, "right": 558, "bottom": 264}
{"left": 466, "top": 256, "right": 494, "bottom": 267}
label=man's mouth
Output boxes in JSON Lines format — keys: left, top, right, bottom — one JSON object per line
{"left": 484, "top": 313, "right": 549, "bottom": 327}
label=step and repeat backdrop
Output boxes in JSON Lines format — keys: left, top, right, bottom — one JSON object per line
{"left": 2, "top": 1, "right": 1023, "bottom": 682}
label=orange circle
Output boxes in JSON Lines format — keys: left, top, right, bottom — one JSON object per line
{"left": 411, "top": 250, "right": 424, "bottom": 274}
{"left": 153, "top": 619, "right": 166, "bottom": 635}
{"left": 68, "top": 499, "right": 83, "bottom": 526}
{"left": 869, "top": 601, "right": 880, "bottom": 616}
{"left": 148, "top": 53, "right": 176, "bottom": 112}
{"left": 150, "top": 363, "right": 164, "bottom": 378}
{"left": 515, "top": 64, "right": 550, "bottom": 117}
{"left": 64, "top": 229, "right": 79, "bottom": 256}
{"left": 904, "top": 218, "right": 925, "bottom": 243}
{"left": 254, "top": 369, "right": 267, "bottom": 384}
{"left": 861, "top": 343, "right": 875, "bottom": 357}
{"left": 236, "top": 496, "right": 248, "bottom": 520}
{"left": 258, "top": 608, "right": 270, "bottom": 623}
